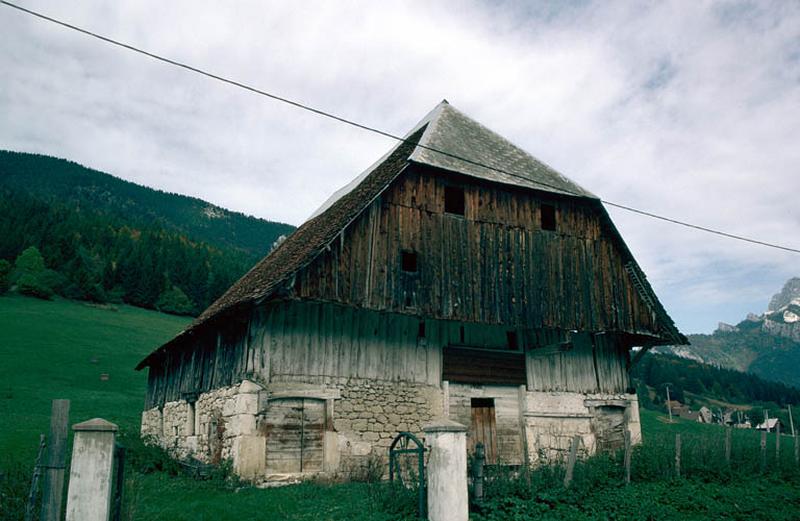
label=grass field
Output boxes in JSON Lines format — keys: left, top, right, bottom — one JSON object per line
{"left": 0, "top": 294, "right": 189, "bottom": 461}
{"left": 2, "top": 295, "right": 800, "bottom": 520}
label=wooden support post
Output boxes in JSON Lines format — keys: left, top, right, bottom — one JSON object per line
{"left": 517, "top": 385, "right": 529, "bottom": 470}
{"left": 674, "top": 434, "right": 681, "bottom": 478}
{"left": 563, "top": 435, "right": 580, "bottom": 488}
{"left": 794, "top": 434, "right": 799, "bottom": 466}
{"left": 776, "top": 422, "right": 781, "bottom": 465}
{"left": 665, "top": 386, "right": 673, "bottom": 422}
{"left": 724, "top": 427, "right": 731, "bottom": 465}
{"left": 623, "top": 429, "right": 632, "bottom": 485}
{"left": 472, "top": 443, "right": 485, "bottom": 503}
{"left": 112, "top": 444, "right": 126, "bottom": 521}
{"left": 789, "top": 405, "right": 796, "bottom": 437}
{"left": 760, "top": 431, "right": 767, "bottom": 473}
{"left": 41, "top": 399, "right": 70, "bottom": 521}
{"left": 24, "top": 435, "right": 47, "bottom": 521}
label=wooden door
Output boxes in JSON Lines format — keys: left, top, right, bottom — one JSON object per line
{"left": 469, "top": 398, "right": 498, "bottom": 463}
{"left": 593, "top": 406, "right": 626, "bottom": 452}
{"left": 264, "top": 398, "right": 325, "bottom": 473}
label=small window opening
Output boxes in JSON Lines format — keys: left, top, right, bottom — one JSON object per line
{"left": 404, "top": 292, "right": 413, "bottom": 308}
{"left": 506, "top": 331, "right": 519, "bottom": 351}
{"left": 187, "top": 401, "right": 196, "bottom": 436}
{"left": 471, "top": 397, "right": 494, "bottom": 408}
{"left": 401, "top": 250, "right": 418, "bottom": 273}
{"left": 444, "top": 186, "right": 465, "bottom": 215}
{"left": 541, "top": 204, "right": 556, "bottom": 231}
{"left": 459, "top": 325, "right": 465, "bottom": 344}
{"left": 418, "top": 321, "right": 426, "bottom": 338}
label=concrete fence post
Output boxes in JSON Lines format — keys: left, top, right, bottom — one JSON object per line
{"left": 65, "top": 418, "right": 118, "bottom": 521}
{"left": 423, "top": 419, "right": 468, "bottom": 521}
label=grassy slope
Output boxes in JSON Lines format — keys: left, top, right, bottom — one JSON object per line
{"left": 0, "top": 294, "right": 189, "bottom": 461}
{"left": 2, "top": 296, "right": 800, "bottom": 521}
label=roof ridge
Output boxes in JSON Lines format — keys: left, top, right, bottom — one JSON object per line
{"left": 411, "top": 103, "right": 596, "bottom": 198}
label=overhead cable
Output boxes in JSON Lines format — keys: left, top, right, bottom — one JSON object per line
{"left": 2, "top": 0, "right": 798, "bottom": 254}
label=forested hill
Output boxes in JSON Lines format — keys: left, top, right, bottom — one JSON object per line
{"left": 0, "top": 151, "right": 294, "bottom": 258}
{"left": 0, "top": 150, "right": 295, "bottom": 315}
{"left": 633, "top": 352, "right": 800, "bottom": 408}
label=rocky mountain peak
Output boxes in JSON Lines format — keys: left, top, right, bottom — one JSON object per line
{"left": 769, "top": 277, "right": 800, "bottom": 311}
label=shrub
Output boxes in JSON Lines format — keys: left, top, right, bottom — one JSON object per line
{"left": 156, "top": 286, "right": 194, "bottom": 316}
{"left": 13, "top": 246, "right": 45, "bottom": 276}
{"left": 17, "top": 273, "right": 54, "bottom": 299}
{"left": 348, "top": 453, "right": 386, "bottom": 483}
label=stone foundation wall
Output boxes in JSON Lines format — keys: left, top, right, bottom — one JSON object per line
{"left": 142, "top": 377, "right": 443, "bottom": 481}
{"left": 332, "top": 379, "right": 442, "bottom": 473}
{"left": 140, "top": 380, "right": 264, "bottom": 476}
{"left": 141, "top": 377, "right": 641, "bottom": 480}
{"left": 524, "top": 391, "right": 641, "bottom": 464}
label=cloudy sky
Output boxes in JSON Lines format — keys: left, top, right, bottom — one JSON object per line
{"left": 1, "top": 0, "right": 798, "bottom": 334}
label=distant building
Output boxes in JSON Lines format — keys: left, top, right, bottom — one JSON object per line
{"left": 697, "top": 406, "right": 713, "bottom": 424}
{"left": 756, "top": 418, "right": 781, "bottom": 432}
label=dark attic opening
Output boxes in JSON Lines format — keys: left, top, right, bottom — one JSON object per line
{"left": 401, "top": 250, "right": 418, "bottom": 272}
{"left": 506, "top": 330, "right": 518, "bottom": 351}
{"left": 444, "top": 185, "right": 465, "bottom": 215}
{"left": 541, "top": 203, "right": 556, "bottom": 231}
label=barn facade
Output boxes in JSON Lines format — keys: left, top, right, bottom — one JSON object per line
{"left": 137, "top": 102, "right": 687, "bottom": 480}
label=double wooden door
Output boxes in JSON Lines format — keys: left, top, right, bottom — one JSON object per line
{"left": 263, "top": 398, "right": 324, "bottom": 473}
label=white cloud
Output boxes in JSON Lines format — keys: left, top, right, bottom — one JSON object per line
{"left": 1, "top": 0, "right": 798, "bottom": 333}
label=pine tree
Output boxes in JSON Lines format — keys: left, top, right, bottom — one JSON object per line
{"left": 0, "top": 259, "right": 11, "bottom": 294}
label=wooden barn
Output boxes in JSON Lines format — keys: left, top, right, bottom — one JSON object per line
{"left": 137, "top": 101, "right": 687, "bottom": 480}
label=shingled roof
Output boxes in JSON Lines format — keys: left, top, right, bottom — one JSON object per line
{"left": 138, "top": 101, "right": 683, "bottom": 369}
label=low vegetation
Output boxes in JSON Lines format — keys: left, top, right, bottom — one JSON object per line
{"left": 472, "top": 411, "right": 800, "bottom": 520}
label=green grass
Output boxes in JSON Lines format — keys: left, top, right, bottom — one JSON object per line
{"left": 123, "top": 475, "right": 416, "bottom": 521}
{"left": 3, "top": 294, "right": 800, "bottom": 521}
{"left": 0, "top": 294, "right": 189, "bottom": 461}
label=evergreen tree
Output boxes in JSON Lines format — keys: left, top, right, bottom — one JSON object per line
{"left": 0, "top": 259, "right": 11, "bottom": 294}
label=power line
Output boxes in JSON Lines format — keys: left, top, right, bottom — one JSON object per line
{"left": 602, "top": 202, "right": 800, "bottom": 254}
{"left": 2, "top": 0, "right": 798, "bottom": 255}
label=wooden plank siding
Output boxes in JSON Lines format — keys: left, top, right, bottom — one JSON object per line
{"left": 293, "top": 165, "right": 659, "bottom": 336}
{"left": 145, "top": 304, "right": 632, "bottom": 407}
{"left": 145, "top": 165, "right": 647, "bottom": 408}
{"left": 145, "top": 301, "right": 442, "bottom": 408}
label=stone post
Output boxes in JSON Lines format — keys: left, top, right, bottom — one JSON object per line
{"left": 65, "top": 418, "right": 118, "bottom": 521}
{"left": 230, "top": 380, "right": 265, "bottom": 479}
{"left": 423, "top": 419, "right": 468, "bottom": 521}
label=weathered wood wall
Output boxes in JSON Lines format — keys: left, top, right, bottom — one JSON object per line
{"left": 146, "top": 301, "right": 631, "bottom": 407}
{"left": 145, "top": 301, "right": 442, "bottom": 408}
{"left": 295, "top": 165, "right": 658, "bottom": 336}
{"left": 526, "top": 331, "right": 629, "bottom": 393}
